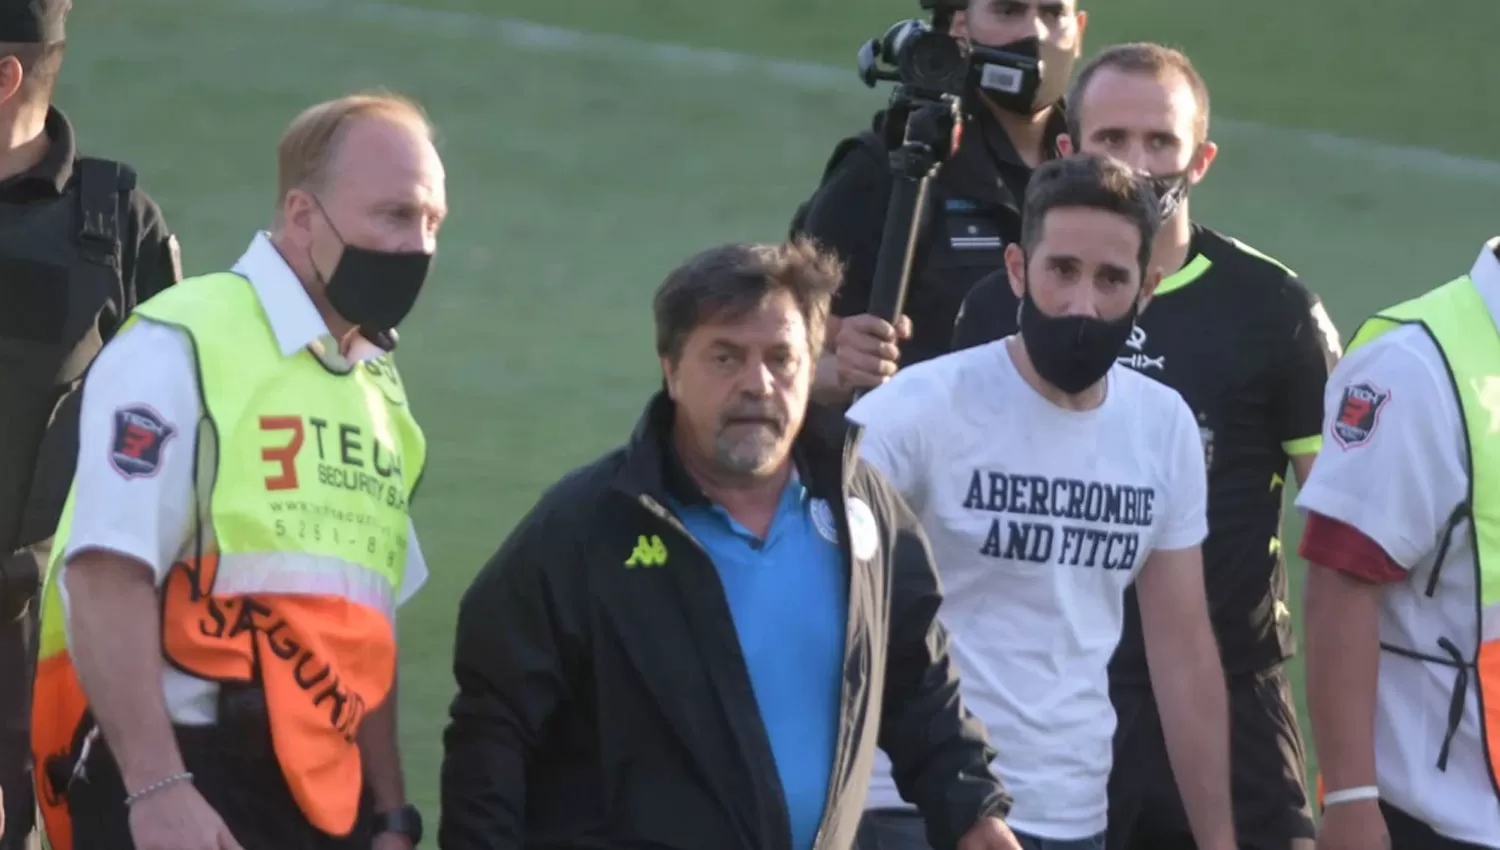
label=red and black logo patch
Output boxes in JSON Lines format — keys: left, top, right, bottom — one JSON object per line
{"left": 1332, "top": 381, "right": 1391, "bottom": 449}
{"left": 110, "top": 404, "right": 177, "bottom": 479}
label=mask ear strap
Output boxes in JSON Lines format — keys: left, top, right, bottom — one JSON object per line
{"left": 304, "top": 245, "right": 327, "bottom": 287}
{"left": 303, "top": 193, "right": 348, "bottom": 288}
{"left": 1015, "top": 249, "right": 1033, "bottom": 327}
{"left": 308, "top": 193, "right": 350, "bottom": 246}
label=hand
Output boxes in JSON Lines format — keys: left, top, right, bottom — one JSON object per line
{"left": 1316, "top": 800, "right": 1390, "bottom": 850}
{"left": 957, "top": 816, "right": 1024, "bottom": 850}
{"left": 127, "top": 781, "right": 243, "bottom": 850}
{"left": 373, "top": 831, "right": 415, "bottom": 850}
{"left": 835, "top": 313, "right": 912, "bottom": 392}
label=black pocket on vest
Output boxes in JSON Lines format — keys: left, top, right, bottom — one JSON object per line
{"left": 0, "top": 257, "right": 70, "bottom": 344}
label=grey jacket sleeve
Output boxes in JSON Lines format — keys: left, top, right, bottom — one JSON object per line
{"left": 872, "top": 475, "right": 1012, "bottom": 850}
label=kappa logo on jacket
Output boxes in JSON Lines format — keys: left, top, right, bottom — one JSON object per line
{"left": 625, "top": 535, "right": 668, "bottom": 568}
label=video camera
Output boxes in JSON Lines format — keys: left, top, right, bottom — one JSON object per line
{"left": 850, "top": 1, "right": 1041, "bottom": 365}
{"left": 858, "top": 1, "right": 970, "bottom": 100}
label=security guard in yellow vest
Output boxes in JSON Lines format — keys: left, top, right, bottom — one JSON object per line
{"left": 28, "top": 92, "right": 446, "bottom": 850}
{"left": 1297, "top": 238, "right": 1500, "bottom": 850}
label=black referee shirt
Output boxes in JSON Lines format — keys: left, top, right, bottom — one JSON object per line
{"left": 952, "top": 224, "right": 1340, "bottom": 682}
{"left": 793, "top": 98, "right": 1066, "bottom": 368}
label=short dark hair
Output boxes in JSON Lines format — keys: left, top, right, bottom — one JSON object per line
{"left": 1020, "top": 152, "right": 1161, "bottom": 276}
{"left": 0, "top": 41, "right": 65, "bottom": 103}
{"left": 653, "top": 237, "right": 844, "bottom": 365}
{"left": 1067, "top": 42, "right": 1211, "bottom": 145}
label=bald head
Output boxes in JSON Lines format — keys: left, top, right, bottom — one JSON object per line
{"left": 276, "top": 93, "right": 440, "bottom": 212}
{"left": 271, "top": 93, "right": 448, "bottom": 333}
{"left": 313, "top": 113, "right": 446, "bottom": 235}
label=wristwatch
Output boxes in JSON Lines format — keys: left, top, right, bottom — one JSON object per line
{"left": 374, "top": 804, "right": 424, "bottom": 846}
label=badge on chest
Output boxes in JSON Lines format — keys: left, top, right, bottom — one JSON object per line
{"left": 810, "top": 497, "right": 881, "bottom": 561}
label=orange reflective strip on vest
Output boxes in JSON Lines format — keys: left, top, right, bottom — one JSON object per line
{"left": 31, "top": 650, "right": 87, "bottom": 850}
{"left": 1479, "top": 610, "right": 1500, "bottom": 796}
{"left": 30, "top": 550, "right": 397, "bottom": 845}
{"left": 159, "top": 551, "right": 397, "bottom": 837}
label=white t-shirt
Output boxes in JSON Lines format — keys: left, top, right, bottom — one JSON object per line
{"left": 848, "top": 337, "right": 1208, "bottom": 840}
{"left": 62, "top": 231, "right": 429, "bottom": 726}
{"left": 1294, "top": 240, "right": 1500, "bottom": 846}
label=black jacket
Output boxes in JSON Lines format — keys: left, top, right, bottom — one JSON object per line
{"left": 439, "top": 392, "right": 1008, "bottom": 850}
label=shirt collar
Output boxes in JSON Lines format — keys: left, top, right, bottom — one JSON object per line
{"left": 230, "top": 231, "right": 390, "bottom": 369}
{"left": 0, "top": 106, "right": 74, "bottom": 200}
{"left": 1471, "top": 238, "right": 1500, "bottom": 323}
{"left": 934, "top": 98, "right": 1067, "bottom": 207}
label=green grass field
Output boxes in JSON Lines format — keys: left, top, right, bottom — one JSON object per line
{"left": 51, "top": 0, "right": 1500, "bottom": 824}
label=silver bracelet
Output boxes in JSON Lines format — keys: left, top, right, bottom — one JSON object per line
{"left": 1323, "top": 785, "right": 1380, "bottom": 807}
{"left": 124, "top": 771, "right": 194, "bottom": 807}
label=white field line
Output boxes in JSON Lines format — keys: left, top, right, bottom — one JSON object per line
{"left": 245, "top": 0, "right": 1500, "bottom": 185}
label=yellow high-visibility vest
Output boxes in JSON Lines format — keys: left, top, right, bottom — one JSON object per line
{"left": 31, "top": 271, "right": 426, "bottom": 848}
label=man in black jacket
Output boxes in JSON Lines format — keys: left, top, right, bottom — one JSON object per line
{"left": 439, "top": 238, "right": 1018, "bottom": 850}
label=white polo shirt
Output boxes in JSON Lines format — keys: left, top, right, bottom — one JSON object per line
{"left": 847, "top": 338, "right": 1208, "bottom": 840}
{"left": 61, "top": 231, "right": 429, "bottom": 726}
{"left": 1295, "top": 239, "right": 1500, "bottom": 846}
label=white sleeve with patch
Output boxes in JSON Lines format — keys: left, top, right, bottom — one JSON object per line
{"left": 64, "top": 322, "right": 199, "bottom": 583}
{"left": 846, "top": 372, "right": 934, "bottom": 514}
{"left": 1294, "top": 327, "right": 1467, "bottom": 569}
{"left": 1157, "top": 393, "right": 1210, "bottom": 552}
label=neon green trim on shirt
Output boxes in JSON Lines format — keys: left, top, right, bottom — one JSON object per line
{"left": 1281, "top": 435, "right": 1322, "bottom": 456}
{"left": 1154, "top": 253, "right": 1214, "bottom": 297}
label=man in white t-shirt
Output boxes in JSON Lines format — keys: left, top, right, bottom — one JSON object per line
{"left": 846, "top": 152, "right": 1236, "bottom": 850}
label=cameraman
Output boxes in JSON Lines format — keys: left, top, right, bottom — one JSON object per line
{"left": 791, "top": 0, "right": 1088, "bottom": 405}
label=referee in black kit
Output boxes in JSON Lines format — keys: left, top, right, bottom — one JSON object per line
{"left": 948, "top": 44, "right": 1337, "bottom": 850}
{"left": 0, "top": 0, "right": 180, "bottom": 845}
{"left": 791, "top": 0, "right": 1087, "bottom": 405}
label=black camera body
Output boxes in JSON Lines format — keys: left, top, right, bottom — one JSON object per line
{"left": 857, "top": 17, "right": 970, "bottom": 98}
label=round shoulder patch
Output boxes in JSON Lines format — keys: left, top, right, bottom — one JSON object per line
{"left": 809, "top": 498, "right": 840, "bottom": 546}
{"left": 846, "top": 497, "right": 880, "bottom": 562}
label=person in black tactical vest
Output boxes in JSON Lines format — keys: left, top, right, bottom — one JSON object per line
{"left": 0, "top": 0, "right": 181, "bottom": 845}
{"left": 790, "top": 0, "right": 1087, "bottom": 406}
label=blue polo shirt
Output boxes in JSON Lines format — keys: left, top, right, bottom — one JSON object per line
{"left": 672, "top": 473, "right": 849, "bottom": 850}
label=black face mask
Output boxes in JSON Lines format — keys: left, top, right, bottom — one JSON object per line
{"left": 1142, "top": 145, "right": 1203, "bottom": 221}
{"left": 1018, "top": 279, "right": 1139, "bottom": 395}
{"left": 969, "top": 36, "right": 1074, "bottom": 117}
{"left": 311, "top": 201, "right": 433, "bottom": 333}
{"left": 1145, "top": 166, "right": 1194, "bottom": 221}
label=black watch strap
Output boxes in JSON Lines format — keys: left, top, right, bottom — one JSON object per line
{"left": 375, "top": 804, "right": 423, "bottom": 845}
